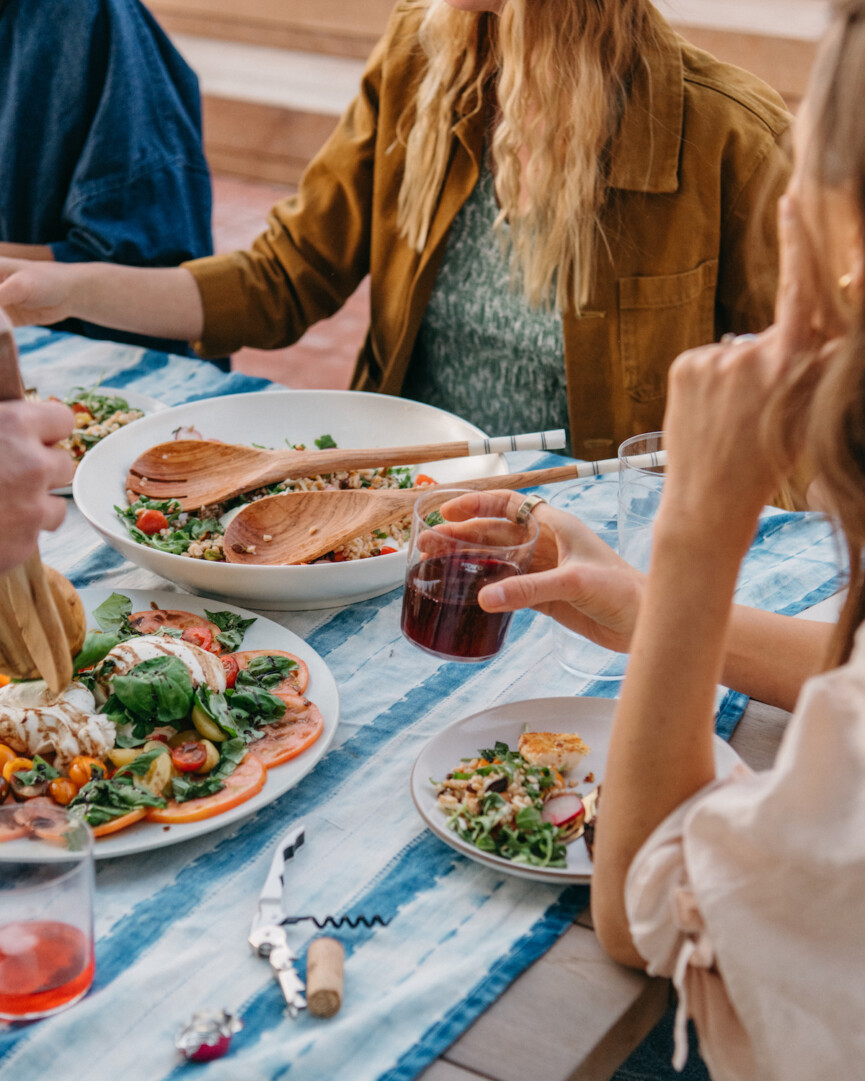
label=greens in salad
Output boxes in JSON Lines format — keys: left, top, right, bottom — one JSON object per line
{"left": 434, "top": 741, "right": 568, "bottom": 868}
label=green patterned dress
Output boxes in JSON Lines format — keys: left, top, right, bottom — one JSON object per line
{"left": 403, "top": 163, "right": 569, "bottom": 447}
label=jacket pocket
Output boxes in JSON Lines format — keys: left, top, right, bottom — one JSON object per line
{"left": 618, "top": 260, "right": 718, "bottom": 403}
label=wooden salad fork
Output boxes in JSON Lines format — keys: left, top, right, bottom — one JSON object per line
{"left": 125, "top": 430, "right": 567, "bottom": 511}
{"left": 0, "top": 310, "right": 86, "bottom": 693}
{"left": 222, "top": 451, "right": 667, "bottom": 566}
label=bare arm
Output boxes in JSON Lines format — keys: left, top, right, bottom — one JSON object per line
{"left": 722, "top": 607, "right": 830, "bottom": 710}
{"left": 0, "top": 260, "right": 204, "bottom": 342}
{"left": 0, "top": 243, "right": 54, "bottom": 261}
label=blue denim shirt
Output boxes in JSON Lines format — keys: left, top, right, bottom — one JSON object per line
{"left": 0, "top": 0, "right": 215, "bottom": 357}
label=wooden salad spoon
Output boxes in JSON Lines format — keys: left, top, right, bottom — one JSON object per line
{"left": 223, "top": 451, "right": 667, "bottom": 566}
{"left": 0, "top": 310, "right": 86, "bottom": 692}
{"left": 126, "top": 429, "right": 567, "bottom": 511}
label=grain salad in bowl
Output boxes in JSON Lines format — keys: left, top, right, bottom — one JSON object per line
{"left": 72, "top": 389, "right": 507, "bottom": 610}
{"left": 117, "top": 433, "right": 437, "bottom": 564}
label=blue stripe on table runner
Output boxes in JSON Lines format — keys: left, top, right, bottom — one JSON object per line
{"left": 378, "top": 883, "right": 590, "bottom": 1081}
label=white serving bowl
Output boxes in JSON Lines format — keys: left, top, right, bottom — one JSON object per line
{"left": 73, "top": 389, "right": 506, "bottom": 610}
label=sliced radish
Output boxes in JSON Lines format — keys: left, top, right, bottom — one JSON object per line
{"left": 542, "top": 794, "right": 584, "bottom": 828}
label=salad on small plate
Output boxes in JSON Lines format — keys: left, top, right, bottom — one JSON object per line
{"left": 412, "top": 697, "right": 742, "bottom": 883}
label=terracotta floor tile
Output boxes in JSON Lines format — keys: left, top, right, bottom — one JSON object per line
{"left": 211, "top": 173, "right": 368, "bottom": 389}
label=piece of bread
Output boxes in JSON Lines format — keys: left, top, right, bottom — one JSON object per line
{"left": 518, "top": 731, "right": 590, "bottom": 772}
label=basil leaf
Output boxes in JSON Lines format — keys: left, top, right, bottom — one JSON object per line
{"left": 171, "top": 774, "right": 224, "bottom": 802}
{"left": 112, "top": 655, "right": 194, "bottom": 723}
{"left": 69, "top": 773, "right": 166, "bottom": 827}
{"left": 72, "top": 630, "right": 121, "bottom": 675}
{"left": 193, "top": 686, "right": 239, "bottom": 739}
{"left": 92, "top": 592, "right": 134, "bottom": 638}
{"left": 212, "top": 737, "right": 246, "bottom": 778}
{"left": 235, "top": 653, "right": 296, "bottom": 691}
{"left": 203, "top": 609, "right": 257, "bottom": 652}
{"left": 114, "top": 748, "right": 166, "bottom": 778}
{"left": 13, "top": 755, "right": 60, "bottom": 786}
{"left": 227, "top": 685, "right": 287, "bottom": 727}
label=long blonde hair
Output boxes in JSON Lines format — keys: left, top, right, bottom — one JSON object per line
{"left": 396, "top": 0, "right": 654, "bottom": 312}
{"left": 780, "top": 0, "right": 865, "bottom": 665}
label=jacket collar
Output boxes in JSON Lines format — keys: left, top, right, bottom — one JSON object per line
{"left": 606, "top": 8, "right": 684, "bottom": 194}
{"left": 452, "top": 6, "right": 685, "bottom": 195}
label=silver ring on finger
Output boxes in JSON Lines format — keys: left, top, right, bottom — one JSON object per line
{"left": 515, "top": 494, "right": 546, "bottom": 525}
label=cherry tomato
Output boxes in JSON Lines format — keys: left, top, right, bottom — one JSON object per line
{"left": 221, "top": 654, "right": 239, "bottom": 689}
{"left": 414, "top": 474, "right": 436, "bottom": 486}
{"left": 48, "top": 777, "right": 79, "bottom": 806}
{"left": 0, "top": 674, "right": 10, "bottom": 687}
{"left": 2, "top": 757, "right": 32, "bottom": 783}
{"left": 70, "top": 401, "right": 92, "bottom": 415}
{"left": 135, "top": 509, "right": 169, "bottom": 535}
{"left": 171, "top": 741, "right": 208, "bottom": 773}
{"left": 0, "top": 744, "right": 18, "bottom": 771}
{"left": 67, "top": 756, "right": 107, "bottom": 788}
{"left": 378, "top": 546, "right": 398, "bottom": 556}
{"left": 181, "top": 626, "right": 213, "bottom": 651}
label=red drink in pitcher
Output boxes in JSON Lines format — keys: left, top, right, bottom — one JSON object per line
{"left": 401, "top": 554, "right": 520, "bottom": 660}
{"left": 0, "top": 920, "right": 95, "bottom": 1019}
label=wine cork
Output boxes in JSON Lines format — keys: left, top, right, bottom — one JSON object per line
{"left": 306, "top": 937, "right": 344, "bottom": 1018}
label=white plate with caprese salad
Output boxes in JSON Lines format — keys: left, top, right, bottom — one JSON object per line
{"left": 0, "top": 589, "right": 339, "bottom": 859}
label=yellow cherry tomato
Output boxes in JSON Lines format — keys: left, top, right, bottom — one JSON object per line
{"left": 0, "top": 674, "right": 10, "bottom": 688}
{"left": 67, "top": 756, "right": 107, "bottom": 788}
{"left": 0, "top": 744, "right": 18, "bottom": 772}
{"left": 48, "top": 777, "right": 79, "bottom": 806}
{"left": 2, "top": 756, "right": 33, "bottom": 783}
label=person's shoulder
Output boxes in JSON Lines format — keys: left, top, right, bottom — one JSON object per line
{"left": 377, "top": 0, "right": 426, "bottom": 57}
{"left": 678, "top": 38, "right": 791, "bottom": 139}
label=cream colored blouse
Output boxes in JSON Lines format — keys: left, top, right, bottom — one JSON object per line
{"left": 625, "top": 626, "right": 865, "bottom": 1081}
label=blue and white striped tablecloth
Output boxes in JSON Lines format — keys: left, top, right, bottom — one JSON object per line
{"left": 1, "top": 329, "right": 847, "bottom": 1081}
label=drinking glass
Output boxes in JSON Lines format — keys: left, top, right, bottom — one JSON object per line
{"left": 617, "top": 432, "right": 666, "bottom": 573}
{"left": 400, "top": 488, "right": 539, "bottom": 662}
{"left": 0, "top": 804, "right": 95, "bottom": 1021}
{"left": 548, "top": 482, "right": 628, "bottom": 681}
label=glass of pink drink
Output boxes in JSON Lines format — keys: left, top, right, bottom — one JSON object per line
{"left": 401, "top": 488, "right": 539, "bottom": 662}
{"left": 0, "top": 803, "right": 95, "bottom": 1021}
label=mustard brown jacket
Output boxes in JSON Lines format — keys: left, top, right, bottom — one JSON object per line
{"left": 186, "top": 2, "right": 791, "bottom": 460}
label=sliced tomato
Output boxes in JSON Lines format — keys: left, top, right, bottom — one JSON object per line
{"left": 91, "top": 808, "right": 148, "bottom": 837}
{"left": 230, "top": 650, "right": 309, "bottom": 696}
{"left": 145, "top": 753, "right": 266, "bottom": 824}
{"left": 249, "top": 697, "right": 324, "bottom": 768}
{"left": 378, "top": 546, "right": 398, "bottom": 556}
{"left": 414, "top": 474, "right": 436, "bottom": 486}
{"left": 128, "top": 609, "right": 223, "bottom": 653}
{"left": 181, "top": 626, "right": 214, "bottom": 651}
